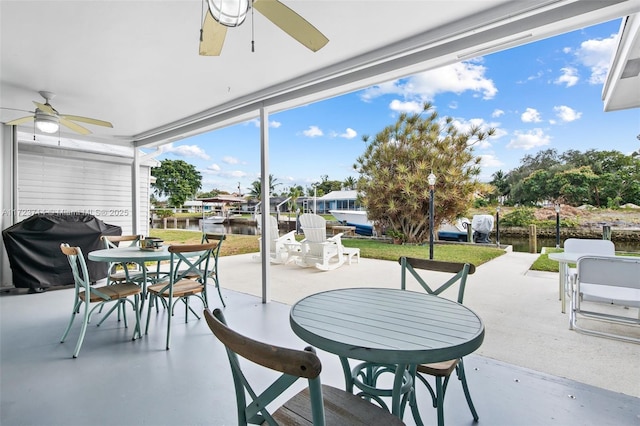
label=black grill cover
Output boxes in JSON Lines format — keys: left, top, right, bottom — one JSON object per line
{"left": 2, "top": 213, "right": 122, "bottom": 290}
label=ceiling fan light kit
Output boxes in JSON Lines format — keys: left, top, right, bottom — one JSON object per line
{"left": 199, "top": 0, "right": 328, "bottom": 56}
{"left": 3, "top": 91, "right": 112, "bottom": 135}
{"left": 35, "top": 112, "right": 59, "bottom": 134}
{"left": 207, "top": 0, "right": 249, "bottom": 27}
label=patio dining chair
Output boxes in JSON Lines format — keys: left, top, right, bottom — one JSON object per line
{"left": 59, "top": 243, "right": 141, "bottom": 358}
{"left": 350, "top": 257, "right": 478, "bottom": 426}
{"left": 204, "top": 308, "right": 405, "bottom": 426}
{"left": 145, "top": 243, "right": 216, "bottom": 350}
{"left": 101, "top": 234, "right": 144, "bottom": 285}
{"left": 201, "top": 233, "right": 226, "bottom": 307}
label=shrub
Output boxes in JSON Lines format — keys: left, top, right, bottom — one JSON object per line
{"left": 500, "top": 207, "right": 535, "bottom": 226}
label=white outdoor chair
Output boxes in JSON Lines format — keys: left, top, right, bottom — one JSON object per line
{"left": 563, "top": 238, "right": 615, "bottom": 297}
{"left": 569, "top": 255, "right": 640, "bottom": 343}
{"left": 296, "top": 213, "right": 345, "bottom": 271}
{"left": 253, "top": 215, "right": 297, "bottom": 264}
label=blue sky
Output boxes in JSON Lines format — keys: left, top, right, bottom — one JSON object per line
{"left": 152, "top": 18, "right": 640, "bottom": 195}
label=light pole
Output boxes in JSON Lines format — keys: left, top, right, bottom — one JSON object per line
{"left": 496, "top": 205, "right": 501, "bottom": 247}
{"left": 555, "top": 203, "right": 561, "bottom": 248}
{"left": 428, "top": 173, "right": 436, "bottom": 260}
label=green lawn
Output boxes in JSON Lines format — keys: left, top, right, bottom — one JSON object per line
{"left": 148, "top": 229, "right": 505, "bottom": 267}
{"left": 530, "top": 248, "right": 564, "bottom": 272}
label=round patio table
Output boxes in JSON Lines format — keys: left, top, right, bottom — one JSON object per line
{"left": 89, "top": 246, "right": 172, "bottom": 301}
{"left": 290, "top": 287, "right": 485, "bottom": 422}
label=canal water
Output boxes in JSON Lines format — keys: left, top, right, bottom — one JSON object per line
{"left": 154, "top": 220, "right": 639, "bottom": 254}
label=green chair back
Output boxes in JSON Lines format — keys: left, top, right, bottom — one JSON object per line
{"left": 204, "top": 308, "right": 325, "bottom": 425}
{"left": 399, "top": 257, "right": 475, "bottom": 304}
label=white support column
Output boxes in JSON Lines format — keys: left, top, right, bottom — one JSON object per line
{"left": 1, "top": 125, "right": 18, "bottom": 287}
{"left": 132, "top": 147, "right": 141, "bottom": 235}
{"left": 259, "top": 105, "right": 270, "bottom": 303}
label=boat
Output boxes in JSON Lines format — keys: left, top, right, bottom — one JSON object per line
{"left": 330, "top": 209, "right": 475, "bottom": 241}
{"left": 437, "top": 218, "right": 472, "bottom": 242}
{"left": 329, "top": 210, "right": 374, "bottom": 236}
{"left": 202, "top": 215, "right": 226, "bottom": 224}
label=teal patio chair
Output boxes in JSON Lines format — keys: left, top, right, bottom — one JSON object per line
{"left": 400, "top": 257, "right": 478, "bottom": 426}
{"left": 59, "top": 243, "right": 141, "bottom": 358}
{"left": 101, "top": 234, "right": 144, "bottom": 285}
{"left": 145, "top": 243, "right": 216, "bottom": 349}
{"left": 201, "top": 233, "right": 226, "bottom": 307}
{"left": 349, "top": 257, "right": 478, "bottom": 425}
{"left": 204, "top": 308, "right": 404, "bottom": 426}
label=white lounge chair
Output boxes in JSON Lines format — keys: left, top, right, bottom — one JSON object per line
{"left": 296, "top": 213, "right": 346, "bottom": 271}
{"left": 254, "top": 215, "right": 298, "bottom": 264}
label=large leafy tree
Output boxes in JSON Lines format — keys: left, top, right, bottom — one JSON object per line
{"left": 151, "top": 159, "right": 202, "bottom": 208}
{"left": 354, "top": 103, "right": 494, "bottom": 243}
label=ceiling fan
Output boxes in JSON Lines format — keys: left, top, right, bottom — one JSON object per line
{"left": 199, "top": 0, "right": 328, "bottom": 56}
{"left": 4, "top": 91, "right": 113, "bottom": 135}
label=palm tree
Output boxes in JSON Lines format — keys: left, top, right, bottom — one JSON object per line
{"left": 248, "top": 174, "right": 281, "bottom": 200}
{"left": 343, "top": 176, "right": 357, "bottom": 190}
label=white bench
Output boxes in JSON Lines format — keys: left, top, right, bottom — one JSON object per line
{"left": 570, "top": 255, "right": 640, "bottom": 343}
{"left": 343, "top": 247, "right": 360, "bottom": 265}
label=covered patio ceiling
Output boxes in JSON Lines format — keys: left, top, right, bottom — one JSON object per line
{"left": 2, "top": 0, "right": 638, "bottom": 148}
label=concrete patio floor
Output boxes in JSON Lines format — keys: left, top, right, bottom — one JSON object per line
{"left": 1, "top": 250, "right": 639, "bottom": 425}
{"left": 220, "top": 251, "right": 640, "bottom": 399}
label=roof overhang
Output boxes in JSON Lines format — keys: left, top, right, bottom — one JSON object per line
{"left": 602, "top": 13, "right": 640, "bottom": 111}
{"left": 2, "top": 1, "right": 638, "bottom": 148}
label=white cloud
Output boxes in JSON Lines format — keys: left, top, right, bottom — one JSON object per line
{"left": 448, "top": 101, "right": 458, "bottom": 109}
{"left": 208, "top": 163, "right": 221, "bottom": 171}
{"left": 478, "top": 154, "right": 504, "bottom": 168}
{"left": 553, "top": 105, "right": 582, "bottom": 122}
{"left": 248, "top": 118, "right": 282, "bottom": 128}
{"left": 360, "top": 80, "right": 403, "bottom": 102}
{"left": 491, "top": 109, "right": 504, "bottom": 118}
{"left": 303, "top": 125, "right": 323, "bottom": 137}
{"left": 389, "top": 100, "right": 423, "bottom": 113}
{"left": 218, "top": 170, "right": 247, "bottom": 178}
{"left": 574, "top": 34, "right": 618, "bottom": 84}
{"left": 555, "top": 66, "right": 579, "bottom": 87}
{"left": 360, "top": 61, "right": 498, "bottom": 104}
{"left": 521, "top": 108, "right": 542, "bottom": 123}
{"left": 339, "top": 128, "right": 357, "bottom": 139}
{"left": 526, "top": 70, "right": 544, "bottom": 82}
{"left": 445, "top": 117, "right": 500, "bottom": 149}
{"left": 506, "top": 128, "right": 551, "bottom": 150}
{"left": 223, "top": 156, "right": 239, "bottom": 164}
{"left": 159, "top": 143, "right": 210, "bottom": 160}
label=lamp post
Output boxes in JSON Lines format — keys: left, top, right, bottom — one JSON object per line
{"left": 428, "top": 173, "right": 436, "bottom": 260}
{"left": 555, "top": 203, "right": 561, "bottom": 248}
{"left": 496, "top": 205, "right": 501, "bottom": 247}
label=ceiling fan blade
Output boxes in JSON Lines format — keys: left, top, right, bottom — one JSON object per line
{"left": 33, "top": 101, "right": 55, "bottom": 114}
{"left": 60, "top": 117, "right": 91, "bottom": 135}
{"left": 6, "top": 116, "right": 35, "bottom": 126}
{"left": 61, "top": 114, "right": 113, "bottom": 128}
{"left": 199, "top": 10, "right": 227, "bottom": 56}
{"left": 253, "top": 0, "right": 328, "bottom": 52}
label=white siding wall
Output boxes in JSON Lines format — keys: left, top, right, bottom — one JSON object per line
{"left": 17, "top": 144, "right": 152, "bottom": 235}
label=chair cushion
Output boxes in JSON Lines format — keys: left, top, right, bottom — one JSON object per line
{"left": 80, "top": 283, "right": 141, "bottom": 302}
{"left": 271, "top": 384, "right": 405, "bottom": 425}
{"left": 147, "top": 279, "right": 204, "bottom": 298}
{"left": 417, "top": 359, "right": 458, "bottom": 377}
